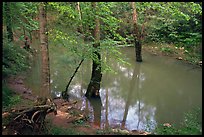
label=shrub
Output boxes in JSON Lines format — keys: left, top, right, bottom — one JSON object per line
{"left": 2, "top": 40, "right": 30, "bottom": 78}
{"left": 2, "top": 84, "right": 21, "bottom": 110}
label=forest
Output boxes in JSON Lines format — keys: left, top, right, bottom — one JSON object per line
{"left": 2, "top": 2, "right": 202, "bottom": 135}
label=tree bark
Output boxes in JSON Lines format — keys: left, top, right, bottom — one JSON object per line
{"left": 85, "top": 2, "right": 102, "bottom": 98}
{"left": 131, "top": 2, "right": 142, "bottom": 62}
{"left": 39, "top": 2, "right": 50, "bottom": 98}
{"left": 5, "top": 2, "right": 13, "bottom": 42}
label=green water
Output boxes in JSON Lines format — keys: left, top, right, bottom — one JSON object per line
{"left": 25, "top": 43, "right": 202, "bottom": 131}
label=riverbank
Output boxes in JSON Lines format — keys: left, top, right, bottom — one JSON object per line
{"left": 142, "top": 43, "right": 202, "bottom": 67}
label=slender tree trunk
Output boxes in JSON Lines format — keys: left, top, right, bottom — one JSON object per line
{"left": 76, "top": 2, "right": 83, "bottom": 37}
{"left": 5, "top": 2, "right": 13, "bottom": 42}
{"left": 85, "top": 2, "right": 102, "bottom": 98}
{"left": 39, "top": 2, "right": 50, "bottom": 98}
{"left": 62, "top": 59, "right": 84, "bottom": 100}
{"left": 131, "top": 2, "right": 142, "bottom": 62}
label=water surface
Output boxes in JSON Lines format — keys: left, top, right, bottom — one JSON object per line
{"left": 25, "top": 44, "right": 202, "bottom": 131}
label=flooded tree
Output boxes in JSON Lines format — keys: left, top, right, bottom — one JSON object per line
{"left": 85, "top": 2, "right": 102, "bottom": 98}
{"left": 131, "top": 2, "right": 142, "bottom": 62}
{"left": 39, "top": 2, "right": 50, "bottom": 97}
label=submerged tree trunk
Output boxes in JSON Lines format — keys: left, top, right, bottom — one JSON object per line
{"left": 131, "top": 2, "right": 142, "bottom": 62}
{"left": 85, "top": 2, "right": 102, "bottom": 98}
{"left": 5, "top": 2, "right": 13, "bottom": 42}
{"left": 135, "top": 39, "right": 142, "bottom": 62}
{"left": 39, "top": 2, "right": 50, "bottom": 98}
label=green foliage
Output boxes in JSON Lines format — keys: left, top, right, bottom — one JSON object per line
{"left": 48, "top": 2, "right": 77, "bottom": 19}
{"left": 100, "top": 39, "right": 131, "bottom": 74}
{"left": 153, "top": 108, "right": 202, "bottom": 135}
{"left": 3, "top": 2, "right": 39, "bottom": 37}
{"left": 2, "top": 40, "right": 30, "bottom": 78}
{"left": 2, "top": 84, "right": 21, "bottom": 110}
{"left": 144, "top": 2, "right": 202, "bottom": 50}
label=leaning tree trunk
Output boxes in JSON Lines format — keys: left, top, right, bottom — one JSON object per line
{"left": 131, "top": 2, "right": 142, "bottom": 62}
{"left": 39, "top": 2, "right": 50, "bottom": 98}
{"left": 4, "top": 2, "right": 13, "bottom": 42}
{"left": 85, "top": 2, "right": 102, "bottom": 98}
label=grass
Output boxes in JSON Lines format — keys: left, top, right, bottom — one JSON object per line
{"left": 44, "top": 124, "right": 87, "bottom": 135}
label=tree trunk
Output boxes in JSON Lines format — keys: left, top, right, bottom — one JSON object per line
{"left": 76, "top": 2, "right": 83, "bottom": 36}
{"left": 85, "top": 2, "right": 102, "bottom": 98}
{"left": 135, "top": 39, "right": 142, "bottom": 62}
{"left": 39, "top": 2, "right": 50, "bottom": 98}
{"left": 131, "top": 2, "right": 142, "bottom": 62}
{"left": 5, "top": 2, "right": 13, "bottom": 42}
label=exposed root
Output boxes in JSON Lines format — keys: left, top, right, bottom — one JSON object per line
{"left": 2, "top": 97, "right": 57, "bottom": 135}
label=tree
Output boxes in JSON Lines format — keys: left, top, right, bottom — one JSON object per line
{"left": 85, "top": 2, "right": 102, "bottom": 98}
{"left": 4, "top": 2, "right": 13, "bottom": 42}
{"left": 131, "top": 2, "right": 142, "bottom": 62}
{"left": 39, "top": 2, "right": 50, "bottom": 97}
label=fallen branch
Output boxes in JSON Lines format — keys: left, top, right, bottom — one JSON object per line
{"left": 62, "top": 59, "right": 84, "bottom": 100}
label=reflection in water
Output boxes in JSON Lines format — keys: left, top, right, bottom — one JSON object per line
{"left": 26, "top": 45, "right": 202, "bottom": 132}
{"left": 88, "top": 98, "right": 102, "bottom": 128}
{"left": 105, "top": 88, "right": 109, "bottom": 129}
{"left": 121, "top": 63, "right": 139, "bottom": 129}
